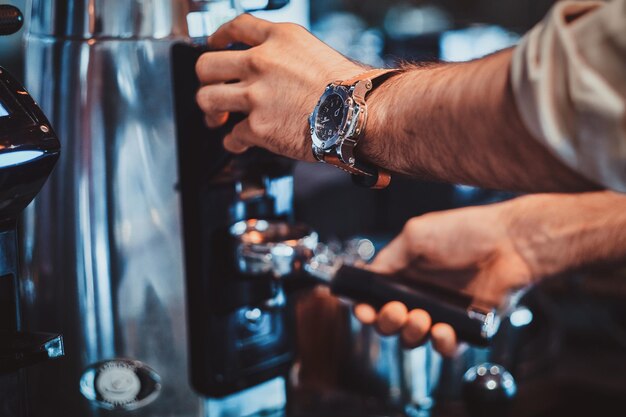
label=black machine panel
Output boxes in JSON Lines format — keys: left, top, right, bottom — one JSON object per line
{"left": 0, "top": 67, "right": 60, "bottom": 223}
{"left": 172, "top": 42, "right": 294, "bottom": 397}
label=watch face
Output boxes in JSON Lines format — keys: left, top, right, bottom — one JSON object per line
{"left": 315, "top": 93, "right": 345, "bottom": 142}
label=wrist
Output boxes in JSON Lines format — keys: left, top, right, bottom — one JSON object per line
{"left": 358, "top": 71, "right": 402, "bottom": 171}
{"left": 500, "top": 192, "right": 626, "bottom": 280}
{"left": 358, "top": 65, "right": 441, "bottom": 177}
{"left": 499, "top": 194, "right": 578, "bottom": 281}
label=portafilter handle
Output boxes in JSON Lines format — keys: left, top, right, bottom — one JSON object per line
{"left": 305, "top": 262, "right": 499, "bottom": 346}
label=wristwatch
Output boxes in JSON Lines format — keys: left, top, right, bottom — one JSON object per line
{"left": 309, "top": 69, "right": 400, "bottom": 189}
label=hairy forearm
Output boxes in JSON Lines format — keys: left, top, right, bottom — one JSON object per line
{"left": 505, "top": 191, "right": 626, "bottom": 278}
{"left": 362, "top": 49, "right": 598, "bottom": 192}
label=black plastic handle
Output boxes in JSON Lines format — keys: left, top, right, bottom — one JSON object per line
{"left": 330, "top": 265, "right": 497, "bottom": 346}
{"left": 242, "top": 0, "right": 289, "bottom": 12}
{"left": 0, "top": 5, "right": 23, "bottom": 36}
{"left": 263, "top": 0, "right": 290, "bottom": 10}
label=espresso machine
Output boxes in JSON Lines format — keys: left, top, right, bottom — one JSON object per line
{"left": 0, "top": 5, "right": 64, "bottom": 416}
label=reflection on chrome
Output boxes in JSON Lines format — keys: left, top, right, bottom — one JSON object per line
{"left": 0, "top": 150, "right": 44, "bottom": 168}
{"left": 510, "top": 307, "right": 533, "bottom": 327}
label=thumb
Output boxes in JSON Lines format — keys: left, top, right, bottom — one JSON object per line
{"left": 368, "top": 232, "right": 413, "bottom": 275}
{"left": 208, "top": 14, "right": 273, "bottom": 49}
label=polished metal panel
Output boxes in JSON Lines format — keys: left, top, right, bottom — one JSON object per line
{"left": 22, "top": 1, "right": 294, "bottom": 415}
{"left": 28, "top": 0, "right": 189, "bottom": 38}
{"left": 22, "top": 15, "right": 201, "bottom": 417}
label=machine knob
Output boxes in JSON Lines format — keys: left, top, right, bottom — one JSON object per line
{"left": 462, "top": 363, "right": 517, "bottom": 417}
{"left": 0, "top": 5, "right": 23, "bottom": 36}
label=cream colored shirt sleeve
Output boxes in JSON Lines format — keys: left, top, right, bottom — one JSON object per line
{"left": 511, "top": 0, "right": 626, "bottom": 191}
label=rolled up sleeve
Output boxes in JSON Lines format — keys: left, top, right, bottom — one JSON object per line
{"left": 511, "top": 0, "right": 626, "bottom": 191}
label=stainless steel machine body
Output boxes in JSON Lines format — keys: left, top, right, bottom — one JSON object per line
{"left": 22, "top": 1, "right": 198, "bottom": 415}
{"left": 22, "top": 1, "right": 295, "bottom": 416}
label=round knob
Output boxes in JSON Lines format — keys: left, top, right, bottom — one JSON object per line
{"left": 462, "top": 363, "right": 517, "bottom": 417}
{"left": 0, "top": 5, "right": 23, "bottom": 36}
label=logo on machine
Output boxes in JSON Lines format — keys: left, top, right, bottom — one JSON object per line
{"left": 80, "top": 359, "right": 161, "bottom": 410}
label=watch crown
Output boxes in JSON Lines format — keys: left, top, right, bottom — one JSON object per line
{"left": 348, "top": 157, "right": 356, "bottom": 165}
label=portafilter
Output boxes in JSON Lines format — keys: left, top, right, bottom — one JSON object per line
{"left": 230, "top": 219, "right": 503, "bottom": 346}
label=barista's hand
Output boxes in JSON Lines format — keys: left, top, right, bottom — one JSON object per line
{"left": 354, "top": 198, "right": 536, "bottom": 357}
{"left": 355, "top": 191, "right": 626, "bottom": 356}
{"left": 195, "top": 14, "right": 364, "bottom": 160}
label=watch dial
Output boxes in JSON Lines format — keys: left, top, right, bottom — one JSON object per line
{"left": 315, "top": 93, "right": 345, "bottom": 141}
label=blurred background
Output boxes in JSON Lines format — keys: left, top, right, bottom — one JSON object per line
{"left": 0, "top": 0, "right": 554, "bottom": 76}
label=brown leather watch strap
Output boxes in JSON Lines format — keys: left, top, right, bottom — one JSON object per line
{"left": 336, "top": 68, "right": 399, "bottom": 88}
{"left": 335, "top": 69, "right": 399, "bottom": 189}
{"left": 323, "top": 154, "right": 392, "bottom": 190}
{"left": 323, "top": 154, "right": 372, "bottom": 177}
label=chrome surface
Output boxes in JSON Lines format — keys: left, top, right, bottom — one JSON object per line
{"left": 186, "top": 1, "right": 240, "bottom": 38}
{"left": 79, "top": 358, "right": 163, "bottom": 411}
{"left": 22, "top": 1, "right": 199, "bottom": 415}
{"left": 43, "top": 335, "right": 64, "bottom": 359}
{"left": 28, "top": 0, "right": 189, "bottom": 38}
{"left": 203, "top": 377, "right": 286, "bottom": 417}
{"left": 402, "top": 343, "right": 442, "bottom": 414}
{"left": 22, "top": 1, "right": 296, "bottom": 415}
{"left": 231, "top": 219, "right": 318, "bottom": 277}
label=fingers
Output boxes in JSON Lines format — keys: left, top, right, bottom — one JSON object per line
{"left": 430, "top": 323, "right": 458, "bottom": 357}
{"left": 207, "top": 14, "right": 273, "bottom": 49}
{"left": 354, "top": 301, "right": 458, "bottom": 356}
{"left": 223, "top": 118, "right": 253, "bottom": 153}
{"left": 401, "top": 309, "right": 431, "bottom": 347}
{"left": 196, "top": 50, "right": 248, "bottom": 84}
{"left": 354, "top": 304, "right": 377, "bottom": 325}
{"left": 204, "top": 113, "right": 229, "bottom": 129}
{"left": 377, "top": 301, "right": 408, "bottom": 335}
{"left": 196, "top": 83, "right": 251, "bottom": 128}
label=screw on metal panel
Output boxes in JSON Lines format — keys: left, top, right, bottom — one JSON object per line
{"left": 40, "top": 125, "right": 50, "bottom": 133}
